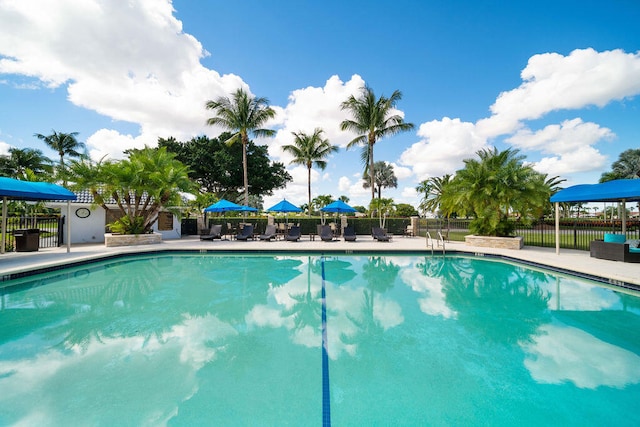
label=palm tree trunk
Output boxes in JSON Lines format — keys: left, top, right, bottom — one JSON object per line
{"left": 307, "top": 165, "right": 312, "bottom": 217}
{"left": 369, "top": 142, "right": 375, "bottom": 218}
{"left": 242, "top": 133, "right": 249, "bottom": 207}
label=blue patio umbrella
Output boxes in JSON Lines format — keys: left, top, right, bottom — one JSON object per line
{"left": 204, "top": 199, "right": 243, "bottom": 212}
{"left": 236, "top": 205, "right": 258, "bottom": 212}
{"left": 204, "top": 199, "right": 258, "bottom": 213}
{"left": 267, "top": 199, "right": 301, "bottom": 224}
{"left": 320, "top": 200, "right": 356, "bottom": 213}
{"left": 267, "top": 199, "right": 302, "bottom": 213}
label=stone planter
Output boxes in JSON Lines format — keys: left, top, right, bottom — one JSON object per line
{"left": 464, "top": 235, "right": 523, "bottom": 250}
{"left": 104, "top": 232, "right": 162, "bottom": 247}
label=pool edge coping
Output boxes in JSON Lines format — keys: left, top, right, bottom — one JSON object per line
{"left": 2, "top": 248, "right": 639, "bottom": 294}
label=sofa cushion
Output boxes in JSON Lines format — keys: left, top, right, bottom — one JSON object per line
{"left": 629, "top": 247, "right": 640, "bottom": 254}
{"left": 604, "top": 233, "right": 626, "bottom": 243}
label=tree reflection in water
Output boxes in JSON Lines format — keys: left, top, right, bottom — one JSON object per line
{"left": 341, "top": 256, "right": 400, "bottom": 346}
{"left": 418, "top": 256, "right": 552, "bottom": 345}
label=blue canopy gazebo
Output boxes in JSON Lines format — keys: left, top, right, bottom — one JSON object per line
{"left": 549, "top": 179, "right": 640, "bottom": 254}
{"left": 0, "top": 177, "right": 77, "bottom": 254}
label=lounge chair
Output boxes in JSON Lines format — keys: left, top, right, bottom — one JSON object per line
{"left": 285, "top": 226, "right": 301, "bottom": 241}
{"left": 343, "top": 226, "right": 357, "bottom": 242}
{"left": 200, "top": 224, "right": 222, "bottom": 241}
{"left": 372, "top": 227, "right": 391, "bottom": 242}
{"left": 236, "top": 224, "right": 254, "bottom": 241}
{"left": 320, "top": 225, "right": 335, "bottom": 242}
{"left": 259, "top": 224, "right": 277, "bottom": 241}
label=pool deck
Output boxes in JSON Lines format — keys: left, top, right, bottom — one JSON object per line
{"left": 1, "top": 235, "right": 638, "bottom": 290}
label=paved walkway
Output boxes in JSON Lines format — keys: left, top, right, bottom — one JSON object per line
{"left": 1, "top": 235, "right": 638, "bottom": 289}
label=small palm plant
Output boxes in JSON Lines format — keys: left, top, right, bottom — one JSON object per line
{"left": 441, "top": 148, "right": 552, "bottom": 237}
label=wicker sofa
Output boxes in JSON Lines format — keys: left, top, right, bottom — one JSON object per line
{"left": 590, "top": 239, "right": 640, "bottom": 263}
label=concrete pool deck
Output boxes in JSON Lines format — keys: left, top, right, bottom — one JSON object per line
{"left": 1, "top": 234, "right": 638, "bottom": 290}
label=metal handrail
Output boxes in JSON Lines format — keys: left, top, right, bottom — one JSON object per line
{"left": 425, "top": 232, "right": 434, "bottom": 254}
{"left": 437, "top": 231, "right": 446, "bottom": 254}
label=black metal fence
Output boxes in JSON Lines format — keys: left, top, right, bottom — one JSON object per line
{"left": 204, "top": 216, "right": 415, "bottom": 237}
{"left": 417, "top": 218, "right": 640, "bottom": 251}
{"left": 3, "top": 215, "right": 64, "bottom": 251}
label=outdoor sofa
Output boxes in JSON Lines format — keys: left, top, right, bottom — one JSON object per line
{"left": 590, "top": 233, "right": 640, "bottom": 263}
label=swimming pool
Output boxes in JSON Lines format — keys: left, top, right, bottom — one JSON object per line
{"left": 1, "top": 253, "right": 639, "bottom": 425}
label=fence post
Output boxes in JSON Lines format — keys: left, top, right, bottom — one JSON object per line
{"left": 58, "top": 216, "right": 65, "bottom": 246}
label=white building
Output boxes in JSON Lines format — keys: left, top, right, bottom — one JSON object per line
{"left": 48, "top": 190, "right": 182, "bottom": 244}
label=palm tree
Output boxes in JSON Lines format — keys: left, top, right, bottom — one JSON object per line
{"left": 441, "top": 147, "right": 550, "bottom": 236}
{"left": 363, "top": 161, "right": 397, "bottom": 200}
{"left": 312, "top": 194, "right": 333, "bottom": 215}
{"left": 0, "top": 147, "right": 52, "bottom": 179}
{"left": 369, "top": 197, "right": 395, "bottom": 228}
{"left": 34, "top": 130, "right": 85, "bottom": 171}
{"left": 282, "top": 128, "right": 338, "bottom": 217}
{"left": 205, "top": 88, "right": 276, "bottom": 207}
{"left": 599, "top": 148, "right": 640, "bottom": 182}
{"left": 65, "top": 147, "right": 194, "bottom": 234}
{"left": 340, "top": 86, "right": 414, "bottom": 212}
{"left": 416, "top": 174, "right": 452, "bottom": 216}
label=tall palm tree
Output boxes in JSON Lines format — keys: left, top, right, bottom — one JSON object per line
{"left": 363, "top": 161, "right": 397, "bottom": 200}
{"left": 340, "top": 86, "right": 414, "bottom": 212}
{"left": 205, "top": 88, "right": 276, "bottom": 207}
{"left": 34, "top": 130, "right": 85, "bottom": 168}
{"left": 282, "top": 128, "right": 338, "bottom": 217}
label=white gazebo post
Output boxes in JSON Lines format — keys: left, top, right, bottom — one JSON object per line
{"left": 555, "top": 202, "right": 560, "bottom": 255}
{"left": 66, "top": 200, "right": 72, "bottom": 253}
{"left": 1, "top": 196, "right": 7, "bottom": 255}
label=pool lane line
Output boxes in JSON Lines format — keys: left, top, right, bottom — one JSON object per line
{"left": 321, "top": 256, "right": 331, "bottom": 426}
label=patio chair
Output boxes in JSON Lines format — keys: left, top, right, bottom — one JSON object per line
{"left": 236, "top": 224, "right": 255, "bottom": 241}
{"left": 200, "top": 224, "right": 222, "bottom": 241}
{"left": 372, "top": 227, "right": 391, "bottom": 242}
{"left": 285, "top": 226, "right": 301, "bottom": 242}
{"left": 403, "top": 224, "right": 415, "bottom": 237}
{"left": 343, "top": 226, "right": 357, "bottom": 242}
{"left": 320, "top": 225, "right": 335, "bottom": 242}
{"left": 259, "top": 224, "right": 277, "bottom": 241}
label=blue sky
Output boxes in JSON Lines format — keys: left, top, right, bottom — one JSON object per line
{"left": 1, "top": 0, "right": 639, "bottom": 210}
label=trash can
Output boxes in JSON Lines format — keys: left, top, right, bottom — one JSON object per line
{"left": 13, "top": 228, "right": 40, "bottom": 252}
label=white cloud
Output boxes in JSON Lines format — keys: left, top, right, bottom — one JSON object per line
{"left": 522, "top": 323, "right": 640, "bottom": 389}
{"left": 402, "top": 48, "right": 640, "bottom": 183}
{"left": 390, "top": 162, "right": 413, "bottom": 180}
{"left": 507, "top": 118, "right": 614, "bottom": 154}
{"left": 0, "top": 0, "right": 247, "bottom": 160}
{"left": 268, "top": 74, "right": 365, "bottom": 164}
{"left": 0, "top": 141, "right": 11, "bottom": 155}
{"left": 400, "top": 186, "right": 418, "bottom": 201}
{"left": 476, "top": 48, "right": 640, "bottom": 138}
{"left": 399, "top": 117, "right": 488, "bottom": 181}
{"left": 338, "top": 175, "right": 369, "bottom": 202}
{"left": 507, "top": 118, "right": 613, "bottom": 176}
{"left": 86, "top": 129, "right": 153, "bottom": 160}
{"left": 533, "top": 146, "right": 608, "bottom": 176}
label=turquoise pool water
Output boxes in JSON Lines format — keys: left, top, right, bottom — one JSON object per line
{"left": 1, "top": 253, "right": 639, "bottom": 426}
